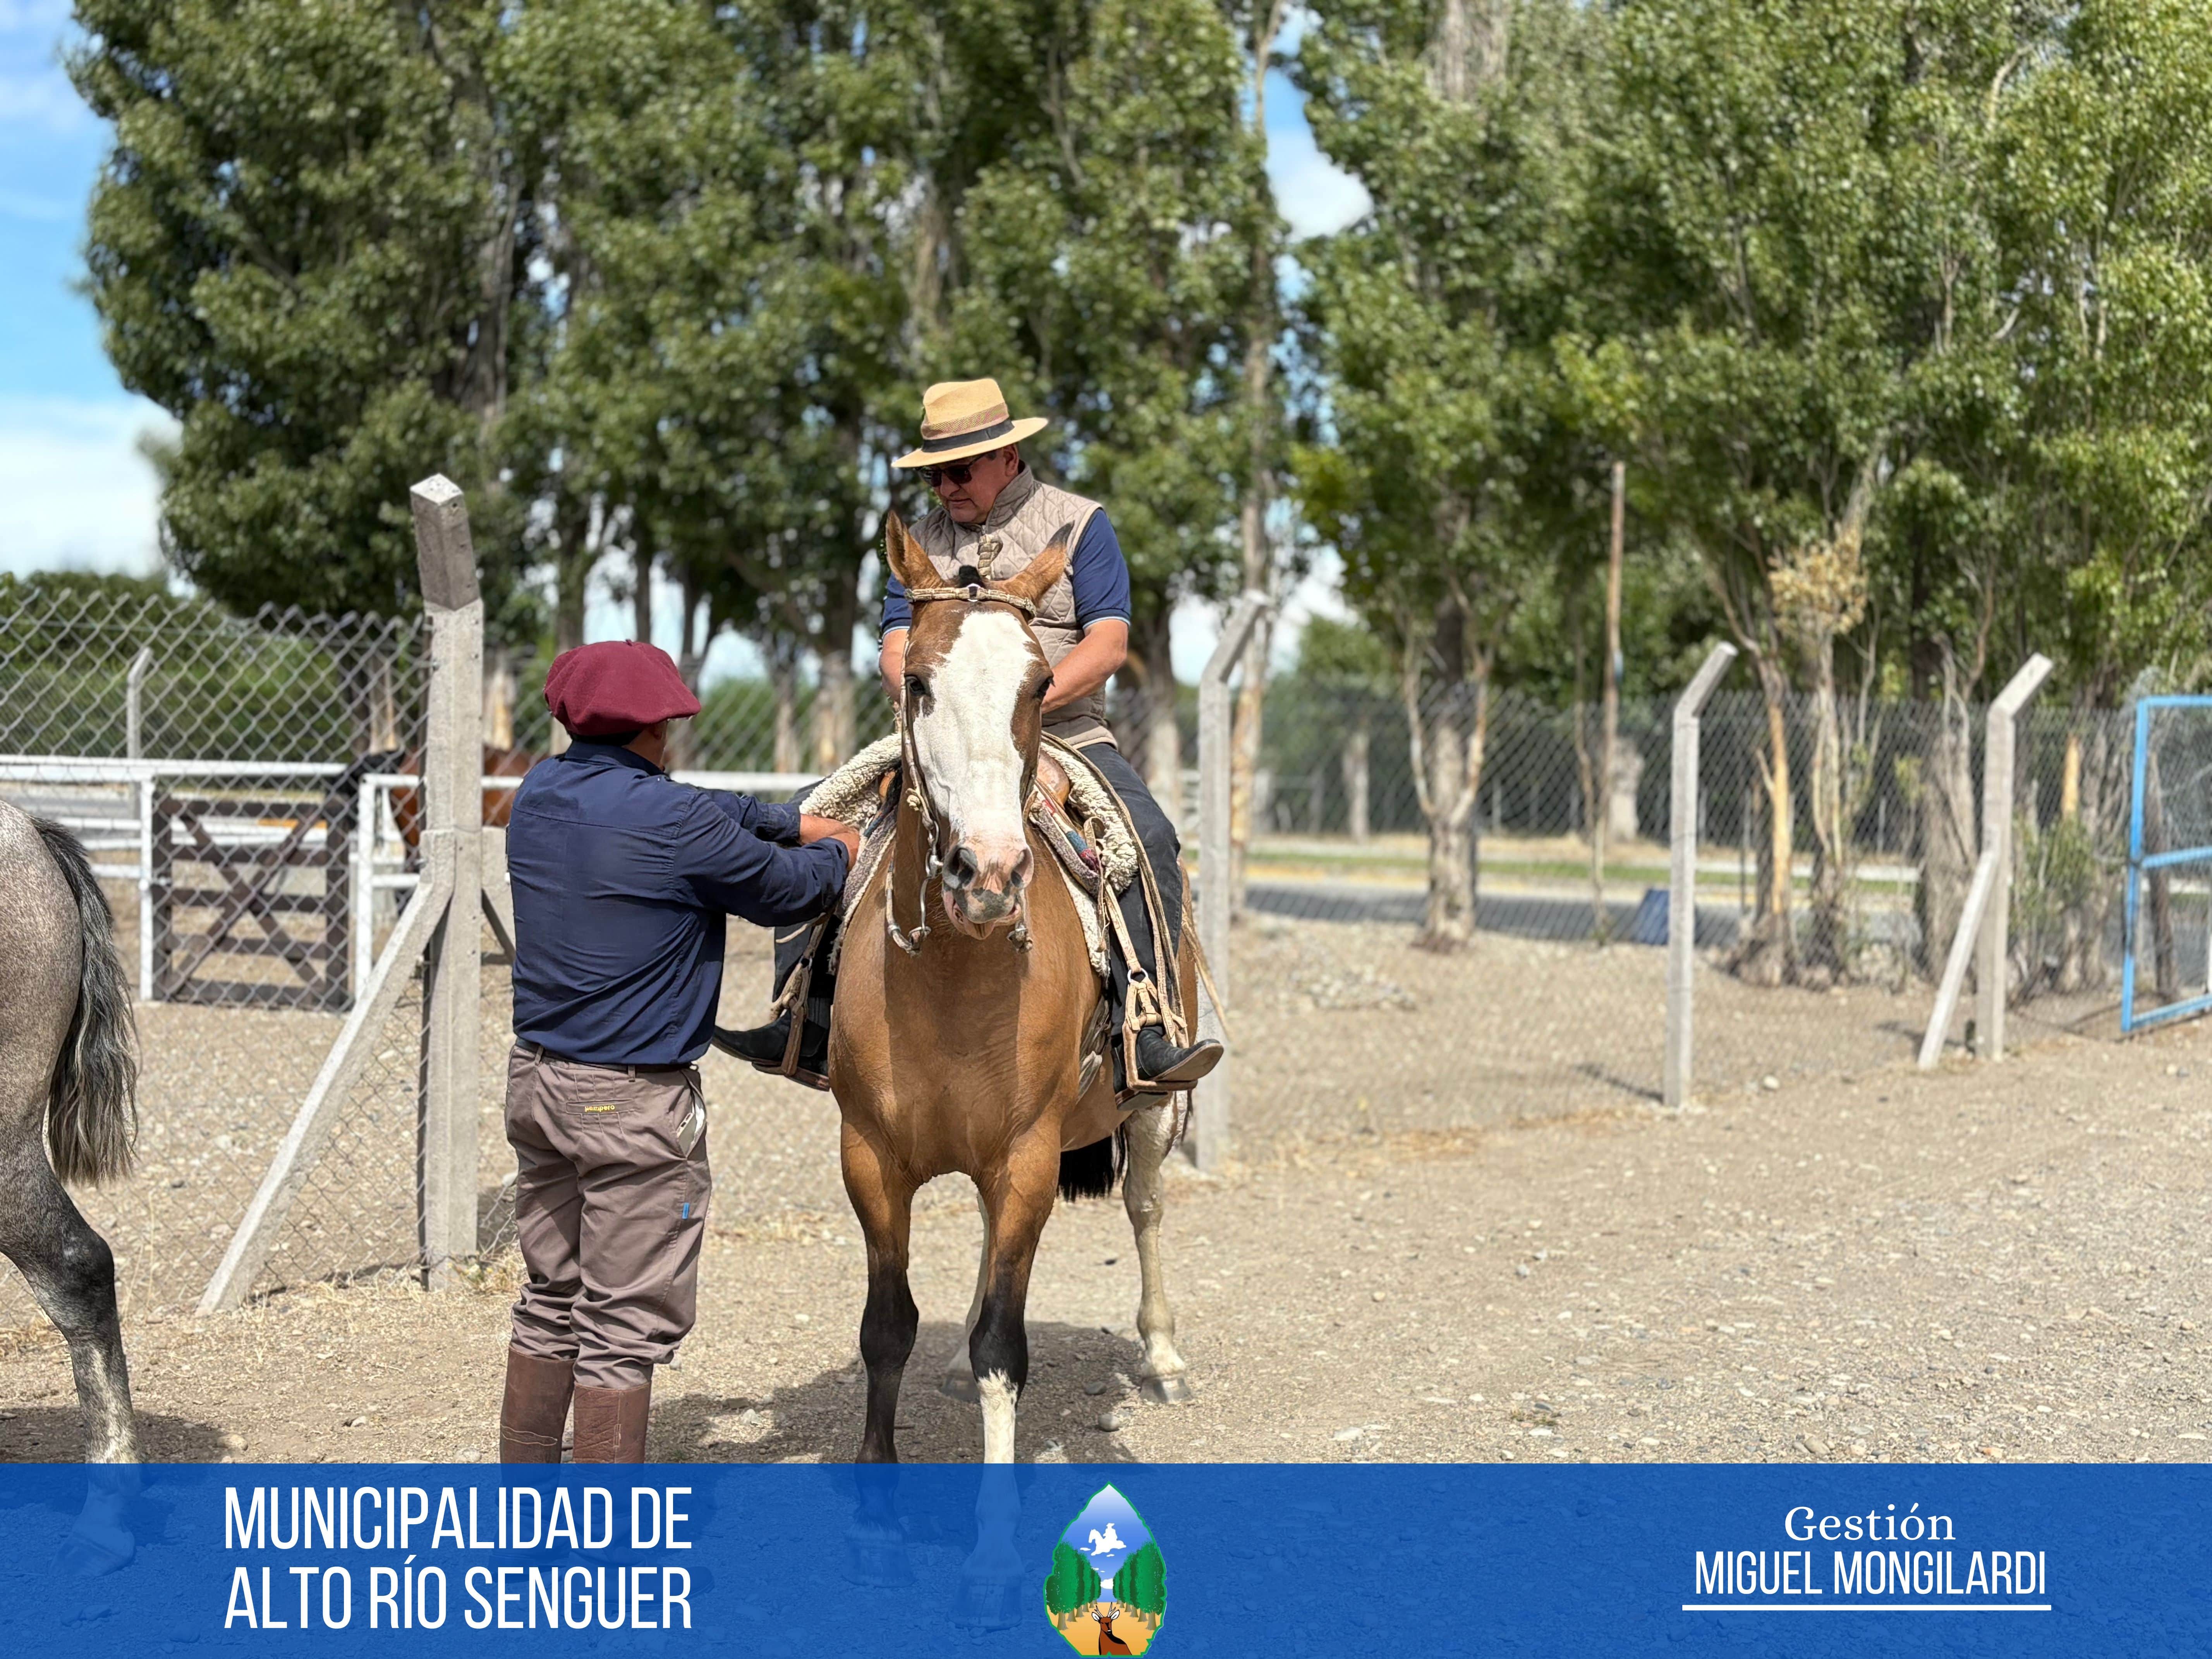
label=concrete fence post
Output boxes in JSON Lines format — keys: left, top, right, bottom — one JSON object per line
{"left": 1188, "top": 591, "right": 1272, "bottom": 1172}
{"left": 1918, "top": 653, "right": 2053, "bottom": 1068}
{"left": 1664, "top": 643, "right": 1737, "bottom": 1111}
{"left": 412, "top": 475, "right": 484, "bottom": 1285}
{"left": 125, "top": 646, "right": 153, "bottom": 760}
{"left": 1973, "top": 653, "right": 2054, "bottom": 1062}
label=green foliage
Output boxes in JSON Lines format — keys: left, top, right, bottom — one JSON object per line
{"left": 948, "top": 0, "right": 1270, "bottom": 616}
{"left": 63, "top": 0, "right": 2212, "bottom": 728}
{"left": 70, "top": 0, "right": 533, "bottom": 631}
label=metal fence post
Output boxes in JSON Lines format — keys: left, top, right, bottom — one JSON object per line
{"left": 125, "top": 646, "right": 153, "bottom": 759}
{"left": 1189, "top": 591, "right": 1272, "bottom": 1172}
{"left": 1975, "top": 653, "right": 2055, "bottom": 1060}
{"left": 412, "top": 475, "right": 484, "bottom": 1285}
{"left": 1664, "top": 643, "right": 1737, "bottom": 1111}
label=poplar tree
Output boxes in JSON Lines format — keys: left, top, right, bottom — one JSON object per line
{"left": 71, "top": 0, "right": 533, "bottom": 627}
{"left": 1293, "top": 0, "right": 1598, "bottom": 948}
{"left": 950, "top": 0, "right": 1267, "bottom": 804}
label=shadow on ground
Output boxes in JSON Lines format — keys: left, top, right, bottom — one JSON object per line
{"left": 656, "top": 1319, "right": 1156, "bottom": 1465}
{"left": 0, "top": 1408, "right": 228, "bottom": 1463}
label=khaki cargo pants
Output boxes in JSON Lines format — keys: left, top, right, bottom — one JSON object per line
{"left": 505, "top": 1043, "right": 712, "bottom": 1391}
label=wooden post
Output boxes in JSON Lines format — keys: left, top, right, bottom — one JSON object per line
{"left": 1342, "top": 727, "right": 1370, "bottom": 844}
{"left": 412, "top": 475, "right": 483, "bottom": 1285}
{"left": 1664, "top": 643, "right": 1737, "bottom": 1111}
{"left": 1189, "top": 591, "right": 1272, "bottom": 1172}
{"left": 1975, "top": 654, "right": 2054, "bottom": 1060}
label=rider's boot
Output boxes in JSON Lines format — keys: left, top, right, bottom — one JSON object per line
{"left": 1118, "top": 1024, "right": 1224, "bottom": 1094}
{"left": 713, "top": 1005, "right": 831, "bottom": 1090}
{"left": 715, "top": 919, "right": 836, "bottom": 1089}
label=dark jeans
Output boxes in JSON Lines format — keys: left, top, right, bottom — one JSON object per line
{"left": 767, "top": 743, "right": 1184, "bottom": 1024}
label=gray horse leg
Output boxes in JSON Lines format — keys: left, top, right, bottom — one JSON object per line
{"left": 0, "top": 1156, "right": 141, "bottom": 1464}
{"left": 0, "top": 1153, "right": 142, "bottom": 1572}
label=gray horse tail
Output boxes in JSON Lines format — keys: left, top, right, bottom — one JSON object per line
{"left": 35, "top": 817, "right": 139, "bottom": 1185}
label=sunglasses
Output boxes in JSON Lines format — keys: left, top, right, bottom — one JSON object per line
{"left": 920, "top": 454, "right": 998, "bottom": 487}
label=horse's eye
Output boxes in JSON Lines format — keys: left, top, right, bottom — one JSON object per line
{"left": 1033, "top": 676, "right": 1053, "bottom": 702}
{"left": 904, "top": 675, "right": 931, "bottom": 705}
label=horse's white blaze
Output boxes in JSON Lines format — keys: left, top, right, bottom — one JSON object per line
{"left": 977, "top": 1370, "right": 1018, "bottom": 1463}
{"left": 914, "top": 611, "right": 1035, "bottom": 876}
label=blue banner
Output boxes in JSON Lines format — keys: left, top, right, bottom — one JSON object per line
{"left": 0, "top": 1462, "right": 2205, "bottom": 1654}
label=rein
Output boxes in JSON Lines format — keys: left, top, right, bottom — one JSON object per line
{"left": 884, "top": 581, "right": 1037, "bottom": 958}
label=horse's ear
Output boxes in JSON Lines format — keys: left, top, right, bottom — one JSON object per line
{"left": 997, "top": 522, "right": 1073, "bottom": 607}
{"left": 883, "top": 510, "right": 936, "bottom": 597}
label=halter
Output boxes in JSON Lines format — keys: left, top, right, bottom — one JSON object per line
{"left": 885, "top": 580, "right": 1039, "bottom": 956}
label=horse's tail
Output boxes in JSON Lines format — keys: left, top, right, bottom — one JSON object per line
{"left": 1058, "top": 1129, "right": 1125, "bottom": 1202}
{"left": 34, "top": 816, "right": 138, "bottom": 1185}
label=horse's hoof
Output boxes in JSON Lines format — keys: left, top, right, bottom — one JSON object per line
{"left": 842, "top": 1527, "right": 913, "bottom": 1587}
{"left": 939, "top": 1371, "right": 981, "bottom": 1405}
{"left": 58, "top": 1521, "right": 134, "bottom": 1576}
{"left": 952, "top": 1574, "right": 1024, "bottom": 1631}
{"left": 1139, "top": 1374, "right": 1194, "bottom": 1406}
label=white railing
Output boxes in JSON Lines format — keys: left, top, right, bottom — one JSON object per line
{"left": 2, "top": 755, "right": 827, "bottom": 1010}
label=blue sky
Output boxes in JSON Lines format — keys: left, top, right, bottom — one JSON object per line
{"left": 0, "top": 5, "right": 1365, "bottom": 676}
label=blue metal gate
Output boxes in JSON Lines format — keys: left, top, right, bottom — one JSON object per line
{"left": 2122, "top": 695, "right": 2212, "bottom": 1032}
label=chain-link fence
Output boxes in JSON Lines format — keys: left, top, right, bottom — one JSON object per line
{"left": 0, "top": 579, "right": 473, "bottom": 1324}
{"left": 1236, "top": 670, "right": 2143, "bottom": 1080}
{"left": 0, "top": 574, "right": 2171, "bottom": 1328}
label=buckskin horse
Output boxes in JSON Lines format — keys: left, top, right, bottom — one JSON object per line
{"left": 0, "top": 800, "right": 142, "bottom": 1568}
{"left": 832, "top": 511, "right": 1195, "bottom": 1463}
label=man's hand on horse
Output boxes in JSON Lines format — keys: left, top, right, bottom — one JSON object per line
{"left": 800, "top": 813, "right": 862, "bottom": 863}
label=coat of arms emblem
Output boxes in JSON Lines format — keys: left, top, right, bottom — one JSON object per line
{"left": 1043, "top": 1483, "right": 1164, "bottom": 1653}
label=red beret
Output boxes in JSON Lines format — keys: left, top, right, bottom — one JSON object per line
{"left": 543, "top": 641, "right": 702, "bottom": 738}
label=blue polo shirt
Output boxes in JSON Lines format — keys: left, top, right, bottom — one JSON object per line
{"left": 506, "top": 742, "right": 848, "bottom": 1067}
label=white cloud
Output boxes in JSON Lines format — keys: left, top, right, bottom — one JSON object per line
{"left": 0, "top": 395, "right": 172, "bottom": 576}
{"left": 1264, "top": 98, "right": 1369, "bottom": 241}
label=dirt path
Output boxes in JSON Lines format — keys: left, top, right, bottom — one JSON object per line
{"left": 5, "top": 967, "right": 2205, "bottom": 1467}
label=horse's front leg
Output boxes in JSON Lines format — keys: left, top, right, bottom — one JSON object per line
{"left": 839, "top": 1125, "right": 918, "bottom": 1463}
{"left": 1123, "top": 1099, "right": 1193, "bottom": 1404}
{"left": 969, "top": 1130, "right": 1061, "bottom": 1463}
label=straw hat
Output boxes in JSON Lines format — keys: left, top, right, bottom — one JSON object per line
{"left": 892, "top": 378, "right": 1048, "bottom": 469}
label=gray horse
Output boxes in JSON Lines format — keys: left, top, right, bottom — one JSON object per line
{"left": 2, "top": 800, "right": 141, "bottom": 1567}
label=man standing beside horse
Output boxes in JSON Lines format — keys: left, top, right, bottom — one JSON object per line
{"left": 497, "top": 641, "right": 859, "bottom": 1463}
{"left": 721, "top": 377, "right": 1222, "bottom": 1096}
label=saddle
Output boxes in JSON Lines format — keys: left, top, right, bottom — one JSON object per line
{"left": 804, "top": 733, "right": 1138, "bottom": 975}
{"left": 776, "top": 734, "right": 1190, "bottom": 1114}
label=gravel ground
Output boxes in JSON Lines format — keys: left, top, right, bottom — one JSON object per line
{"left": 2, "top": 915, "right": 2206, "bottom": 1466}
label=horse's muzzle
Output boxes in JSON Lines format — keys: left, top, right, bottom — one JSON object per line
{"left": 938, "top": 842, "right": 1033, "bottom": 934}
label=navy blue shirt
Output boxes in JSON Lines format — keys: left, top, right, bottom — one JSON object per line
{"left": 506, "top": 742, "right": 848, "bottom": 1067}
{"left": 879, "top": 511, "right": 1132, "bottom": 636}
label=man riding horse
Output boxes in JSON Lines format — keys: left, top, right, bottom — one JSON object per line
{"left": 721, "top": 377, "right": 1223, "bottom": 1096}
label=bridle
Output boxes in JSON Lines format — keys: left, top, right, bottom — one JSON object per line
{"left": 886, "top": 580, "right": 1042, "bottom": 957}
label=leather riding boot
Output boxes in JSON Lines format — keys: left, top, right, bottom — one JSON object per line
{"left": 499, "top": 1348, "right": 575, "bottom": 1464}
{"left": 570, "top": 1378, "right": 653, "bottom": 1463}
{"left": 1127, "top": 1025, "right": 1224, "bottom": 1092}
{"left": 712, "top": 1013, "right": 831, "bottom": 1090}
